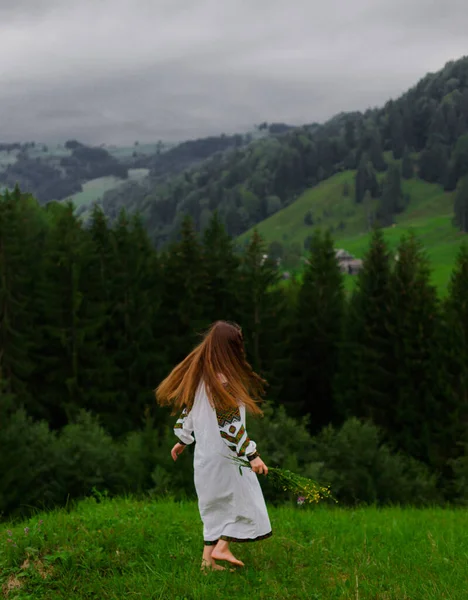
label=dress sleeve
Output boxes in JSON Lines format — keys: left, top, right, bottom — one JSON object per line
{"left": 216, "top": 405, "right": 257, "bottom": 458}
{"left": 174, "top": 408, "right": 195, "bottom": 445}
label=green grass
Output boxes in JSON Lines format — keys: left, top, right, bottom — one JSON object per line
{"left": 1, "top": 498, "right": 466, "bottom": 599}
{"left": 241, "top": 171, "right": 466, "bottom": 293}
{"left": 67, "top": 169, "right": 149, "bottom": 208}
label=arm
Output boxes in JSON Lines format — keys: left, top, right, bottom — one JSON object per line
{"left": 172, "top": 408, "right": 194, "bottom": 461}
{"left": 216, "top": 405, "right": 267, "bottom": 474}
{"left": 174, "top": 407, "right": 194, "bottom": 444}
{"left": 216, "top": 405, "right": 257, "bottom": 459}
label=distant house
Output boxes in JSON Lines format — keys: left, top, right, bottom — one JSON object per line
{"left": 335, "top": 248, "right": 363, "bottom": 275}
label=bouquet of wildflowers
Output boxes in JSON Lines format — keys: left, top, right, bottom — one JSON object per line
{"left": 229, "top": 456, "right": 335, "bottom": 504}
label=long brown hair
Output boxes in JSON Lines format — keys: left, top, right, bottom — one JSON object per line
{"left": 155, "top": 321, "right": 266, "bottom": 416}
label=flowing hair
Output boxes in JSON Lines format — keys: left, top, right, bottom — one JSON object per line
{"left": 155, "top": 321, "right": 266, "bottom": 416}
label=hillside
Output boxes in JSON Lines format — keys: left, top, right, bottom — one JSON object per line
{"left": 0, "top": 141, "right": 128, "bottom": 204}
{"left": 97, "top": 57, "right": 468, "bottom": 250}
{"left": 1, "top": 498, "right": 466, "bottom": 599}
{"left": 0, "top": 128, "right": 264, "bottom": 207}
{"left": 241, "top": 170, "right": 462, "bottom": 291}
{"left": 70, "top": 168, "right": 149, "bottom": 211}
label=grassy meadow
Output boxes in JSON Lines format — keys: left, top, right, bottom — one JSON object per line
{"left": 1, "top": 497, "right": 466, "bottom": 600}
{"left": 242, "top": 171, "right": 465, "bottom": 293}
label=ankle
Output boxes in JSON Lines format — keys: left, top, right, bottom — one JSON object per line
{"left": 215, "top": 540, "right": 229, "bottom": 552}
{"left": 203, "top": 548, "right": 214, "bottom": 562}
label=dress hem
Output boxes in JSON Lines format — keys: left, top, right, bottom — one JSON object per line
{"left": 204, "top": 531, "right": 272, "bottom": 545}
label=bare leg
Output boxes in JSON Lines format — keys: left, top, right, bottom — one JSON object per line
{"left": 201, "top": 545, "right": 227, "bottom": 571}
{"left": 211, "top": 539, "right": 245, "bottom": 567}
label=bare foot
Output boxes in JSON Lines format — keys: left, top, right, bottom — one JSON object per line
{"left": 201, "top": 559, "right": 229, "bottom": 572}
{"left": 211, "top": 545, "right": 245, "bottom": 567}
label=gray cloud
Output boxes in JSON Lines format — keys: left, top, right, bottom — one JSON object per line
{"left": 1, "top": 0, "right": 467, "bottom": 144}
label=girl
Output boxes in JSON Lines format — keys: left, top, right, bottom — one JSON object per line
{"left": 155, "top": 321, "right": 271, "bottom": 570}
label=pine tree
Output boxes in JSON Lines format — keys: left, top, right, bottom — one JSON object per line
{"left": 334, "top": 228, "right": 393, "bottom": 423}
{"left": 454, "top": 176, "right": 468, "bottom": 233}
{"left": 355, "top": 156, "right": 379, "bottom": 204}
{"left": 419, "top": 143, "right": 448, "bottom": 184}
{"left": 36, "top": 202, "right": 108, "bottom": 428}
{"left": 401, "top": 99, "right": 416, "bottom": 150}
{"left": 355, "top": 156, "right": 368, "bottom": 204}
{"left": 0, "top": 189, "right": 42, "bottom": 404}
{"left": 368, "top": 132, "right": 387, "bottom": 172}
{"left": 237, "top": 230, "right": 286, "bottom": 398}
{"left": 287, "top": 230, "right": 344, "bottom": 430}
{"left": 86, "top": 204, "right": 118, "bottom": 413}
{"left": 401, "top": 147, "right": 414, "bottom": 179}
{"left": 428, "top": 107, "right": 449, "bottom": 145}
{"left": 84, "top": 206, "right": 129, "bottom": 433}
{"left": 363, "top": 191, "right": 375, "bottom": 232}
{"left": 385, "top": 234, "right": 443, "bottom": 464}
{"left": 378, "top": 164, "right": 404, "bottom": 226}
{"left": 389, "top": 108, "right": 405, "bottom": 159}
{"left": 104, "top": 210, "right": 163, "bottom": 434}
{"left": 161, "top": 215, "right": 209, "bottom": 367}
{"left": 345, "top": 119, "right": 356, "bottom": 149}
{"left": 440, "top": 244, "right": 468, "bottom": 463}
{"left": 202, "top": 211, "right": 240, "bottom": 322}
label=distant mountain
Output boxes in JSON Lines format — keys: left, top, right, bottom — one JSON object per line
{"left": 0, "top": 141, "right": 127, "bottom": 204}
{"left": 3, "top": 58, "right": 468, "bottom": 243}
{"left": 0, "top": 130, "right": 267, "bottom": 205}
{"left": 132, "top": 133, "right": 252, "bottom": 177}
{"left": 97, "top": 56, "right": 468, "bottom": 248}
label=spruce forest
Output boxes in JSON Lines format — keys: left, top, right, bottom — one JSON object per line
{"left": 2, "top": 57, "right": 468, "bottom": 521}
{"left": 2, "top": 179, "right": 468, "bottom": 517}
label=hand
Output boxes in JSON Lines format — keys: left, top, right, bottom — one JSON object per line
{"left": 250, "top": 456, "right": 268, "bottom": 475}
{"left": 171, "top": 442, "right": 186, "bottom": 461}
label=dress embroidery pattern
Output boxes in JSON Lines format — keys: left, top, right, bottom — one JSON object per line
{"left": 174, "top": 407, "right": 188, "bottom": 429}
{"left": 220, "top": 531, "right": 273, "bottom": 543}
{"left": 204, "top": 531, "right": 272, "bottom": 545}
{"left": 216, "top": 406, "right": 241, "bottom": 428}
{"left": 220, "top": 424, "right": 246, "bottom": 446}
{"left": 216, "top": 406, "right": 253, "bottom": 458}
{"left": 173, "top": 407, "right": 194, "bottom": 444}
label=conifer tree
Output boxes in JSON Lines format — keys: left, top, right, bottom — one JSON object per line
{"left": 419, "top": 142, "right": 448, "bottom": 184}
{"left": 454, "top": 176, "right": 468, "bottom": 233}
{"left": 287, "top": 230, "right": 344, "bottom": 430}
{"left": 385, "top": 234, "right": 442, "bottom": 464}
{"left": 378, "top": 163, "right": 404, "bottom": 225}
{"left": 355, "top": 156, "right": 379, "bottom": 204}
{"left": 439, "top": 244, "right": 468, "bottom": 463}
{"left": 202, "top": 211, "right": 240, "bottom": 322}
{"left": 0, "top": 189, "right": 42, "bottom": 404}
{"left": 363, "top": 191, "right": 375, "bottom": 231}
{"left": 345, "top": 119, "right": 356, "bottom": 149}
{"left": 104, "top": 210, "right": 162, "bottom": 434}
{"left": 389, "top": 108, "right": 405, "bottom": 159}
{"left": 369, "top": 133, "right": 387, "bottom": 172}
{"left": 401, "top": 147, "right": 414, "bottom": 179}
{"left": 161, "top": 215, "right": 209, "bottom": 367}
{"left": 36, "top": 202, "right": 108, "bottom": 428}
{"left": 86, "top": 205, "right": 119, "bottom": 418}
{"left": 237, "top": 230, "right": 285, "bottom": 398}
{"left": 334, "top": 228, "right": 393, "bottom": 422}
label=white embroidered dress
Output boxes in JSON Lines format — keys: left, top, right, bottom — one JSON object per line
{"left": 174, "top": 381, "right": 272, "bottom": 544}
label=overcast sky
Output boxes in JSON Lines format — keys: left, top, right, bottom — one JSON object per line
{"left": 1, "top": 0, "right": 467, "bottom": 145}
